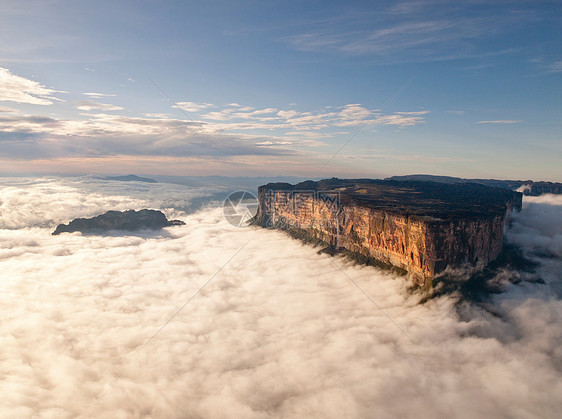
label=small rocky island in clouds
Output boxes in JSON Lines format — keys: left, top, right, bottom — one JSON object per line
{"left": 253, "top": 178, "right": 523, "bottom": 288}
{"left": 53, "top": 209, "right": 184, "bottom": 235}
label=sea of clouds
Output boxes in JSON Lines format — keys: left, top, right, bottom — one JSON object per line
{"left": 0, "top": 177, "right": 561, "bottom": 418}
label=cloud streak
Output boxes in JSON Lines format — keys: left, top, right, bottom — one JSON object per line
{"left": 0, "top": 67, "right": 65, "bottom": 105}
{"left": 175, "top": 101, "right": 216, "bottom": 112}
{"left": 83, "top": 92, "right": 117, "bottom": 98}
{"left": 76, "top": 100, "right": 124, "bottom": 111}
{"left": 287, "top": 2, "right": 534, "bottom": 63}
{"left": 477, "top": 120, "right": 522, "bottom": 124}
{"left": 200, "top": 103, "right": 427, "bottom": 131}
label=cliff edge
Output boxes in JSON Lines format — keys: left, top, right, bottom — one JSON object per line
{"left": 252, "top": 178, "right": 522, "bottom": 287}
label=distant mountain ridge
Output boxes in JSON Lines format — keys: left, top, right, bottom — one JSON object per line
{"left": 386, "top": 174, "right": 562, "bottom": 196}
{"left": 103, "top": 174, "right": 158, "bottom": 183}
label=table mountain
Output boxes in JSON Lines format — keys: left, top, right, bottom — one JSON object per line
{"left": 53, "top": 209, "right": 184, "bottom": 235}
{"left": 252, "top": 178, "right": 522, "bottom": 288}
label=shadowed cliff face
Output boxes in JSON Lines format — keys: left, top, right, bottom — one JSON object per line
{"left": 253, "top": 179, "right": 522, "bottom": 287}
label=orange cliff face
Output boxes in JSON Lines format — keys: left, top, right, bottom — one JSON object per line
{"left": 252, "top": 179, "right": 522, "bottom": 287}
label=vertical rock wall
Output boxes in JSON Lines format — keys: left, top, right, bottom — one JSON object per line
{"left": 254, "top": 188, "right": 511, "bottom": 286}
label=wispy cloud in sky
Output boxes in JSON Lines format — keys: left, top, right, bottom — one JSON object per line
{"left": 201, "top": 103, "right": 427, "bottom": 131}
{"left": 0, "top": 67, "right": 65, "bottom": 105}
{"left": 0, "top": 67, "right": 429, "bottom": 175}
{"left": 76, "top": 100, "right": 124, "bottom": 111}
{"left": 175, "top": 101, "right": 216, "bottom": 112}
{"left": 83, "top": 92, "right": 116, "bottom": 97}
{"left": 477, "top": 120, "right": 522, "bottom": 124}
{"left": 548, "top": 61, "right": 562, "bottom": 73}
{"left": 288, "top": 4, "right": 529, "bottom": 62}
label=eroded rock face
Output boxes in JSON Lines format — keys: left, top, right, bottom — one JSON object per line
{"left": 52, "top": 209, "right": 185, "bottom": 235}
{"left": 252, "top": 179, "right": 522, "bottom": 287}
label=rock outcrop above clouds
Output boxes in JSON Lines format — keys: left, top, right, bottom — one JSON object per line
{"left": 53, "top": 209, "right": 184, "bottom": 235}
{"left": 252, "top": 178, "right": 522, "bottom": 287}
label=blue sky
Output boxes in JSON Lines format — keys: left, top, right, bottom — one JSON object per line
{"left": 0, "top": 0, "right": 560, "bottom": 180}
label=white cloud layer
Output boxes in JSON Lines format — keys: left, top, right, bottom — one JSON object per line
{"left": 0, "top": 178, "right": 561, "bottom": 417}
{"left": 0, "top": 67, "right": 64, "bottom": 105}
